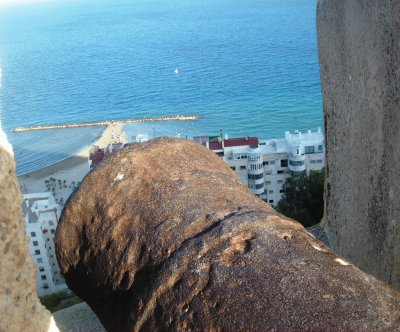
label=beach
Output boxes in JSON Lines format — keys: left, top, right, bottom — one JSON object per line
{"left": 17, "top": 122, "right": 126, "bottom": 204}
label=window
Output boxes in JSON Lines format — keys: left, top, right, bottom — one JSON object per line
{"left": 289, "top": 160, "right": 305, "bottom": 166}
{"left": 230, "top": 166, "right": 236, "bottom": 171}
{"left": 250, "top": 164, "right": 262, "bottom": 171}
{"left": 49, "top": 221, "right": 54, "bottom": 226}
{"left": 43, "top": 284, "right": 49, "bottom": 289}
{"left": 317, "top": 160, "right": 323, "bottom": 164}
{"left": 311, "top": 160, "right": 317, "bottom": 164}
{"left": 263, "top": 161, "right": 269, "bottom": 166}
{"left": 277, "top": 180, "right": 283, "bottom": 184}
{"left": 269, "top": 160, "right": 276, "bottom": 165}
{"left": 33, "top": 241, "right": 39, "bottom": 246}
{"left": 265, "top": 181, "right": 271, "bottom": 185}
{"left": 318, "top": 145, "right": 323, "bottom": 151}
{"left": 51, "top": 229, "right": 55, "bottom": 234}
{"left": 248, "top": 153, "right": 261, "bottom": 161}
{"left": 269, "top": 190, "right": 273, "bottom": 194}
{"left": 265, "top": 170, "right": 272, "bottom": 175}
{"left": 240, "top": 165, "right": 246, "bottom": 170}
{"left": 236, "top": 153, "right": 248, "bottom": 160}
{"left": 39, "top": 267, "right": 45, "bottom": 272}
{"left": 249, "top": 183, "right": 265, "bottom": 190}
{"left": 280, "top": 159, "right": 288, "bottom": 167}
{"left": 34, "top": 250, "right": 40, "bottom": 255}
{"left": 41, "top": 275, "right": 46, "bottom": 280}
{"left": 280, "top": 190, "right": 284, "bottom": 193}
{"left": 305, "top": 146, "right": 315, "bottom": 154}
{"left": 248, "top": 173, "right": 263, "bottom": 180}
{"left": 277, "top": 170, "right": 284, "bottom": 174}
{"left": 37, "top": 258, "right": 42, "bottom": 263}
{"left": 269, "top": 200, "right": 274, "bottom": 204}
{"left": 30, "top": 232, "right": 36, "bottom": 237}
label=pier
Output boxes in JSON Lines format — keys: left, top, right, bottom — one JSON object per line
{"left": 13, "top": 114, "right": 200, "bottom": 133}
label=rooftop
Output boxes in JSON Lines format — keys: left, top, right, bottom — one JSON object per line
{"left": 193, "top": 136, "right": 259, "bottom": 151}
{"left": 194, "top": 129, "right": 324, "bottom": 156}
{"left": 285, "top": 128, "right": 323, "bottom": 142}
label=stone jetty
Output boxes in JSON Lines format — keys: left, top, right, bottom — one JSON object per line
{"left": 13, "top": 114, "right": 199, "bottom": 133}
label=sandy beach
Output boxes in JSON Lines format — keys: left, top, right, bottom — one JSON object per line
{"left": 17, "top": 122, "right": 126, "bottom": 204}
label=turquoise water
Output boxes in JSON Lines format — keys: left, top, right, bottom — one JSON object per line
{"left": 0, "top": 0, "right": 322, "bottom": 175}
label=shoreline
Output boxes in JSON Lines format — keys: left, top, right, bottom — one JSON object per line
{"left": 17, "top": 122, "right": 126, "bottom": 201}
{"left": 16, "top": 126, "right": 107, "bottom": 177}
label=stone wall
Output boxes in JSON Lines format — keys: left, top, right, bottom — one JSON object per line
{"left": 0, "top": 128, "right": 58, "bottom": 332}
{"left": 317, "top": 0, "right": 400, "bottom": 287}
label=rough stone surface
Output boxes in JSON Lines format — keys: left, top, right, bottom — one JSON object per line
{"left": 56, "top": 138, "right": 400, "bottom": 331}
{"left": 307, "top": 225, "right": 330, "bottom": 247}
{"left": 53, "top": 302, "right": 106, "bottom": 332}
{"left": 0, "top": 128, "right": 57, "bottom": 332}
{"left": 317, "top": 0, "right": 400, "bottom": 288}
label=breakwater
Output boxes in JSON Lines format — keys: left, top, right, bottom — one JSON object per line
{"left": 13, "top": 114, "right": 200, "bottom": 133}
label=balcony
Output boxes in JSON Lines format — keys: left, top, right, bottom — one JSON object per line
{"left": 289, "top": 156, "right": 306, "bottom": 172}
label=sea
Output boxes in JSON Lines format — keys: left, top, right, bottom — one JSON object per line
{"left": 0, "top": 0, "right": 322, "bottom": 175}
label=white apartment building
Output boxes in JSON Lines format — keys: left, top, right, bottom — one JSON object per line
{"left": 194, "top": 128, "right": 324, "bottom": 204}
{"left": 23, "top": 192, "right": 66, "bottom": 296}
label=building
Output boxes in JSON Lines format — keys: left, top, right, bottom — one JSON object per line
{"left": 88, "top": 143, "right": 124, "bottom": 170}
{"left": 88, "top": 137, "right": 151, "bottom": 170}
{"left": 193, "top": 128, "right": 325, "bottom": 204}
{"left": 23, "top": 192, "right": 66, "bottom": 296}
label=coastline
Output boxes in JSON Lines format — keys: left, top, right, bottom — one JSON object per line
{"left": 16, "top": 126, "right": 107, "bottom": 178}
{"left": 17, "top": 122, "right": 126, "bottom": 201}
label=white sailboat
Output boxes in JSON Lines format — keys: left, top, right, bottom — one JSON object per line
{"left": 174, "top": 67, "right": 179, "bottom": 75}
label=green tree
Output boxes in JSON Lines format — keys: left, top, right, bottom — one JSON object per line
{"left": 275, "top": 169, "right": 325, "bottom": 227}
{"left": 44, "top": 179, "right": 50, "bottom": 191}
